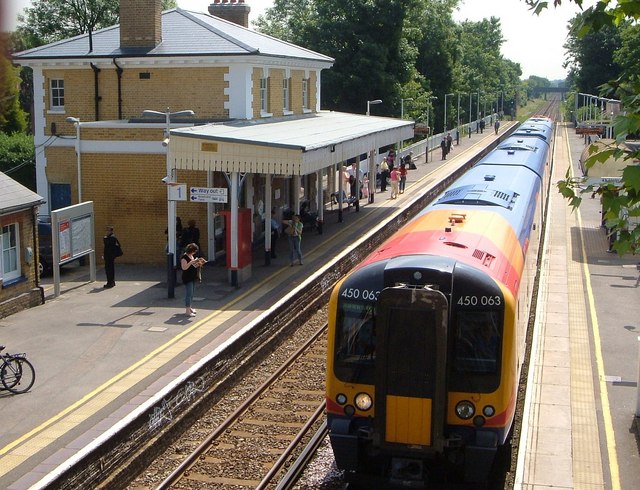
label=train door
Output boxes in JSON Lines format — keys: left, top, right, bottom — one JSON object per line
{"left": 374, "top": 285, "right": 448, "bottom": 453}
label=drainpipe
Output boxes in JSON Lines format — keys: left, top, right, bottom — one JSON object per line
{"left": 90, "top": 62, "right": 101, "bottom": 120}
{"left": 112, "top": 58, "right": 123, "bottom": 119}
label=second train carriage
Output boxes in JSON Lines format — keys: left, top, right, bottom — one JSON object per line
{"left": 326, "top": 118, "right": 554, "bottom": 486}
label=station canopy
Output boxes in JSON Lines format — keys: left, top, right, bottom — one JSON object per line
{"left": 169, "top": 111, "right": 414, "bottom": 176}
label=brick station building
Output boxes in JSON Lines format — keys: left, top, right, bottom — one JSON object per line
{"left": 12, "top": 0, "right": 411, "bottom": 281}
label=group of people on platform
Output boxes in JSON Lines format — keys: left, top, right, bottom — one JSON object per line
{"left": 440, "top": 132, "right": 454, "bottom": 160}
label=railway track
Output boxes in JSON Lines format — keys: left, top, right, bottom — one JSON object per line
{"left": 152, "top": 323, "right": 328, "bottom": 489}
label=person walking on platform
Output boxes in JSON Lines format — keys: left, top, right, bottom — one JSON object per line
{"left": 379, "top": 157, "right": 389, "bottom": 192}
{"left": 181, "top": 243, "right": 206, "bottom": 317}
{"left": 390, "top": 166, "right": 399, "bottom": 199}
{"left": 103, "top": 226, "right": 122, "bottom": 289}
{"left": 494, "top": 120, "right": 500, "bottom": 135}
{"left": 270, "top": 209, "right": 280, "bottom": 259}
{"left": 446, "top": 132, "right": 453, "bottom": 155}
{"left": 440, "top": 138, "right": 447, "bottom": 160}
{"left": 283, "top": 214, "right": 304, "bottom": 266}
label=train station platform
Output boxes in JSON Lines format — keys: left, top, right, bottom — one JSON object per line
{"left": 0, "top": 124, "right": 501, "bottom": 489}
{"left": 515, "top": 123, "right": 639, "bottom": 490}
{"left": 0, "top": 120, "right": 637, "bottom": 489}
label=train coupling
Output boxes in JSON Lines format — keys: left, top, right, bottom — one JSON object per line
{"left": 390, "top": 457, "right": 426, "bottom": 488}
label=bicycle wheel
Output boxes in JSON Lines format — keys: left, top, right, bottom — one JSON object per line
{"left": 1, "top": 356, "right": 36, "bottom": 394}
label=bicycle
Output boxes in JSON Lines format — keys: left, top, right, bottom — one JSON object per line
{"left": 0, "top": 345, "right": 36, "bottom": 394}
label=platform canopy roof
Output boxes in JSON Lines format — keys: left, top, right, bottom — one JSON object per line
{"left": 169, "top": 111, "right": 414, "bottom": 176}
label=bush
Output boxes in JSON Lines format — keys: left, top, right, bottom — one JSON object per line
{"left": 0, "top": 132, "right": 36, "bottom": 190}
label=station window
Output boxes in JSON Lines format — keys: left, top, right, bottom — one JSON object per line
{"left": 302, "top": 78, "right": 310, "bottom": 110}
{"left": 1, "top": 223, "right": 20, "bottom": 282}
{"left": 283, "top": 77, "right": 291, "bottom": 113}
{"left": 50, "top": 79, "right": 64, "bottom": 111}
{"left": 260, "top": 76, "right": 269, "bottom": 114}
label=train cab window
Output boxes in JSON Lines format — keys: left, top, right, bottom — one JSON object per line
{"left": 334, "top": 301, "right": 376, "bottom": 384}
{"left": 453, "top": 310, "right": 502, "bottom": 377}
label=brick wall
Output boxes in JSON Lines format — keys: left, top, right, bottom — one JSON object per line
{"left": 0, "top": 209, "right": 43, "bottom": 319}
{"left": 44, "top": 67, "right": 230, "bottom": 128}
{"left": 119, "top": 0, "right": 162, "bottom": 49}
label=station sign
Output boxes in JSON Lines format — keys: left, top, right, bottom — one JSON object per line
{"left": 190, "top": 186, "right": 228, "bottom": 203}
{"left": 167, "top": 183, "right": 187, "bottom": 201}
{"left": 576, "top": 126, "right": 604, "bottom": 135}
{"left": 414, "top": 123, "right": 430, "bottom": 135}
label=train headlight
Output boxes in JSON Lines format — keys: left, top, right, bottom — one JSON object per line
{"left": 336, "top": 393, "right": 347, "bottom": 405}
{"left": 355, "top": 392, "right": 373, "bottom": 411}
{"left": 483, "top": 405, "right": 495, "bottom": 418}
{"left": 455, "top": 400, "right": 475, "bottom": 420}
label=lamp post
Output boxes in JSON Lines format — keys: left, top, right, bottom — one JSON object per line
{"left": 443, "top": 93, "right": 454, "bottom": 133}
{"left": 142, "top": 108, "right": 195, "bottom": 298}
{"left": 65, "top": 117, "right": 82, "bottom": 202}
{"left": 469, "top": 92, "right": 477, "bottom": 136}
{"left": 400, "top": 98, "right": 413, "bottom": 151}
{"left": 401, "top": 98, "right": 413, "bottom": 120}
{"left": 426, "top": 96, "right": 437, "bottom": 162}
{"left": 477, "top": 91, "right": 482, "bottom": 132}
{"left": 366, "top": 99, "right": 382, "bottom": 116}
{"left": 456, "top": 92, "right": 467, "bottom": 144}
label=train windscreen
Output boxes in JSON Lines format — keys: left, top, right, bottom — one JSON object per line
{"left": 334, "top": 300, "right": 376, "bottom": 384}
{"left": 451, "top": 310, "right": 502, "bottom": 391}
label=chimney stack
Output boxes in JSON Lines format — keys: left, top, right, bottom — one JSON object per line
{"left": 208, "top": 0, "right": 251, "bottom": 28}
{"left": 120, "top": 0, "right": 162, "bottom": 49}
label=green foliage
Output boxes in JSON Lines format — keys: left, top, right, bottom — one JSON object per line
{"left": 0, "top": 52, "right": 28, "bottom": 134}
{"left": 564, "top": 12, "right": 623, "bottom": 94}
{"left": 531, "top": 0, "right": 640, "bottom": 255}
{"left": 0, "top": 132, "right": 36, "bottom": 190}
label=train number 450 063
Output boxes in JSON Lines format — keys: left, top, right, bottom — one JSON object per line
{"left": 456, "top": 295, "right": 502, "bottom": 306}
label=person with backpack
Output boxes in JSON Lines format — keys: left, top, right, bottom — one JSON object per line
{"left": 283, "top": 214, "right": 304, "bottom": 266}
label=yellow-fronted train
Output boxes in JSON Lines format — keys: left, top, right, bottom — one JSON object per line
{"left": 326, "top": 117, "right": 554, "bottom": 487}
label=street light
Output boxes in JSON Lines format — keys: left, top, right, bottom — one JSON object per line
{"left": 469, "top": 92, "right": 478, "bottom": 136}
{"left": 443, "top": 93, "right": 454, "bottom": 132}
{"left": 66, "top": 117, "right": 82, "bottom": 202}
{"left": 456, "top": 92, "right": 467, "bottom": 143}
{"left": 366, "top": 99, "right": 382, "bottom": 116}
{"left": 401, "top": 98, "right": 413, "bottom": 119}
{"left": 477, "top": 91, "right": 482, "bottom": 132}
{"left": 426, "top": 96, "right": 437, "bottom": 162}
{"left": 142, "top": 108, "right": 195, "bottom": 298}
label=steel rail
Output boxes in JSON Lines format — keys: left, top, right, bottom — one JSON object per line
{"left": 155, "top": 323, "right": 327, "bottom": 489}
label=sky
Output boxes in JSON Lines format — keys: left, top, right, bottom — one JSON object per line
{"left": 3, "top": 0, "right": 593, "bottom": 80}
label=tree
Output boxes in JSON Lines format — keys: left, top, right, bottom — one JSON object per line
{"left": 532, "top": 0, "right": 640, "bottom": 254}
{"left": 1, "top": 37, "right": 28, "bottom": 134}
{"left": 563, "top": 12, "right": 623, "bottom": 95}
{"left": 255, "top": 0, "right": 427, "bottom": 117}
{"left": 0, "top": 132, "right": 35, "bottom": 190}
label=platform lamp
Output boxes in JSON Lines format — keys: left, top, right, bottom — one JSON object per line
{"left": 456, "top": 92, "right": 467, "bottom": 144}
{"left": 366, "top": 99, "right": 382, "bottom": 116}
{"left": 400, "top": 98, "right": 414, "bottom": 150}
{"left": 443, "top": 93, "right": 454, "bottom": 133}
{"left": 142, "top": 108, "right": 195, "bottom": 299}
{"left": 65, "top": 117, "right": 82, "bottom": 202}
{"left": 426, "top": 96, "right": 437, "bottom": 162}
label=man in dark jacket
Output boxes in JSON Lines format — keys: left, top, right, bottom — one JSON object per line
{"left": 103, "top": 226, "right": 121, "bottom": 288}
